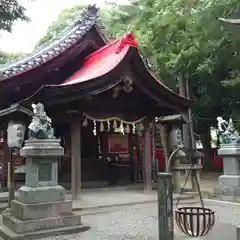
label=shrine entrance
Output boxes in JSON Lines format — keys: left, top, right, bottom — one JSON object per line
{"left": 0, "top": 28, "right": 192, "bottom": 199}
{"left": 56, "top": 120, "right": 137, "bottom": 188}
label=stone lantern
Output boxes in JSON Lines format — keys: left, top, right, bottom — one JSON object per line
{"left": 0, "top": 103, "right": 84, "bottom": 239}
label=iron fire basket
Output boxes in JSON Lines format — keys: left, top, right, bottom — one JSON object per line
{"left": 173, "top": 149, "right": 215, "bottom": 237}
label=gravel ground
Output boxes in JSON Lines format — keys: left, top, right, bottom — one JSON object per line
{"left": 37, "top": 200, "right": 240, "bottom": 240}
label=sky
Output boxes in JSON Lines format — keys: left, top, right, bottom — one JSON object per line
{"left": 0, "top": 0, "right": 128, "bottom": 53}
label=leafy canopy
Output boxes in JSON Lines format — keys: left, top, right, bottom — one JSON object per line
{"left": 0, "top": 0, "right": 30, "bottom": 64}
{"left": 0, "top": 0, "right": 29, "bottom": 32}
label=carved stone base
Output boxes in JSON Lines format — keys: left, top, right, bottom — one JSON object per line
{"left": 20, "top": 139, "right": 64, "bottom": 157}
{"left": 11, "top": 200, "right": 72, "bottom": 220}
{"left": 18, "top": 185, "right": 65, "bottom": 204}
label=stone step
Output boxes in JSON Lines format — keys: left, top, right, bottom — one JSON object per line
{"left": 2, "top": 212, "right": 82, "bottom": 234}
{"left": 0, "top": 222, "right": 89, "bottom": 240}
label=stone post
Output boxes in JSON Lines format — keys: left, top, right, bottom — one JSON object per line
{"left": 0, "top": 139, "right": 83, "bottom": 238}
{"left": 169, "top": 127, "right": 182, "bottom": 193}
{"left": 216, "top": 143, "right": 240, "bottom": 201}
{"left": 158, "top": 173, "right": 174, "bottom": 240}
{"left": 237, "top": 226, "right": 240, "bottom": 240}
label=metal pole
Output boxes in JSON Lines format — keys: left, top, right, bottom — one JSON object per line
{"left": 158, "top": 173, "right": 174, "bottom": 240}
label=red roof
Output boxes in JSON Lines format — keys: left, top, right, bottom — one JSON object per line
{"left": 61, "top": 32, "right": 138, "bottom": 86}
{"left": 29, "top": 32, "right": 192, "bottom": 111}
{"left": 60, "top": 32, "right": 177, "bottom": 95}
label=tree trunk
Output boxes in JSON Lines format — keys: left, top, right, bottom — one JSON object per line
{"left": 200, "top": 124, "right": 212, "bottom": 171}
{"left": 179, "top": 77, "right": 190, "bottom": 149}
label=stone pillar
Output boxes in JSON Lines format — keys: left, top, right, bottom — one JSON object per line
{"left": 158, "top": 173, "right": 174, "bottom": 240}
{"left": 160, "top": 124, "right": 170, "bottom": 172}
{"left": 143, "top": 121, "right": 152, "bottom": 192}
{"left": 71, "top": 122, "right": 81, "bottom": 200}
{"left": 169, "top": 127, "right": 181, "bottom": 193}
{"left": 216, "top": 143, "right": 240, "bottom": 201}
{"left": 237, "top": 226, "right": 240, "bottom": 240}
{"left": 0, "top": 139, "right": 83, "bottom": 238}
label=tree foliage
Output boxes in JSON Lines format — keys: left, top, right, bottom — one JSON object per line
{"left": 36, "top": 5, "right": 86, "bottom": 47}
{"left": 35, "top": 4, "right": 137, "bottom": 47}
{"left": 131, "top": 0, "right": 240, "bottom": 168}
{"left": 0, "top": 0, "right": 29, "bottom": 32}
{"left": 0, "top": 0, "right": 30, "bottom": 63}
{"left": 102, "top": 4, "right": 138, "bottom": 38}
{"left": 0, "top": 51, "right": 23, "bottom": 65}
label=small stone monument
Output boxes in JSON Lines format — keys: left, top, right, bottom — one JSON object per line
{"left": 216, "top": 117, "right": 240, "bottom": 201}
{"left": 0, "top": 103, "right": 84, "bottom": 239}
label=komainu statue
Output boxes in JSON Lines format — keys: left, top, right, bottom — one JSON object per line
{"left": 217, "top": 116, "right": 240, "bottom": 144}
{"left": 28, "top": 103, "right": 55, "bottom": 139}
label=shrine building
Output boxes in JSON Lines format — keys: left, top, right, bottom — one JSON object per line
{"left": 0, "top": 5, "right": 192, "bottom": 198}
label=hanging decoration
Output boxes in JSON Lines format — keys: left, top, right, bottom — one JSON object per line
{"left": 100, "top": 122, "right": 104, "bottom": 132}
{"left": 132, "top": 123, "right": 136, "bottom": 134}
{"left": 125, "top": 124, "right": 130, "bottom": 134}
{"left": 93, "top": 120, "right": 97, "bottom": 136}
{"left": 82, "top": 113, "right": 146, "bottom": 135}
{"left": 139, "top": 122, "right": 144, "bottom": 132}
{"left": 119, "top": 121, "right": 124, "bottom": 135}
{"left": 113, "top": 120, "right": 117, "bottom": 129}
{"left": 82, "top": 117, "right": 88, "bottom": 127}
{"left": 107, "top": 121, "right": 111, "bottom": 132}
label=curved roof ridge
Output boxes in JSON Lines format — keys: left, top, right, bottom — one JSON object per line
{"left": 0, "top": 4, "right": 101, "bottom": 79}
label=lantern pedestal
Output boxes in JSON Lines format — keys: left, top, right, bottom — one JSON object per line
{"left": 0, "top": 139, "right": 86, "bottom": 239}
{"left": 215, "top": 143, "right": 240, "bottom": 201}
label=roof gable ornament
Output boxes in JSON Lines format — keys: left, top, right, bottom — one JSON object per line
{"left": 84, "top": 4, "right": 100, "bottom": 18}
{"left": 112, "top": 76, "right": 133, "bottom": 98}
{"left": 116, "top": 32, "right": 138, "bottom": 53}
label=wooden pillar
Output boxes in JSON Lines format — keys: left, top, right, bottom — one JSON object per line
{"left": 128, "top": 132, "right": 135, "bottom": 183}
{"left": 152, "top": 121, "right": 157, "bottom": 181}
{"left": 70, "top": 121, "right": 81, "bottom": 200}
{"left": 143, "top": 121, "right": 152, "bottom": 192}
{"left": 2, "top": 131, "right": 9, "bottom": 188}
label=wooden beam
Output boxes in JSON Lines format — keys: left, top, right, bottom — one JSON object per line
{"left": 157, "top": 114, "right": 188, "bottom": 125}
{"left": 143, "top": 120, "right": 152, "bottom": 192}
{"left": 70, "top": 121, "right": 81, "bottom": 200}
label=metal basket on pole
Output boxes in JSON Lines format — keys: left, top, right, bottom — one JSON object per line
{"left": 166, "top": 147, "right": 215, "bottom": 237}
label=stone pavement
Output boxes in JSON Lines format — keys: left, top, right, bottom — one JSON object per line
{"left": 0, "top": 188, "right": 195, "bottom": 213}
{"left": 35, "top": 200, "right": 240, "bottom": 240}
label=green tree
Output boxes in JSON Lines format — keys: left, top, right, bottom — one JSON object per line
{"left": 35, "top": 4, "right": 137, "bottom": 47}
{"left": 132, "top": 0, "right": 240, "bottom": 169}
{"left": 102, "top": 4, "right": 138, "bottom": 38}
{"left": 36, "top": 5, "right": 86, "bottom": 47}
{"left": 0, "top": 51, "right": 23, "bottom": 64}
{"left": 0, "top": 1, "right": 31, "bottom": 63}
{"left": 0, "top": 0, "right": 29, "bottom": 32}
